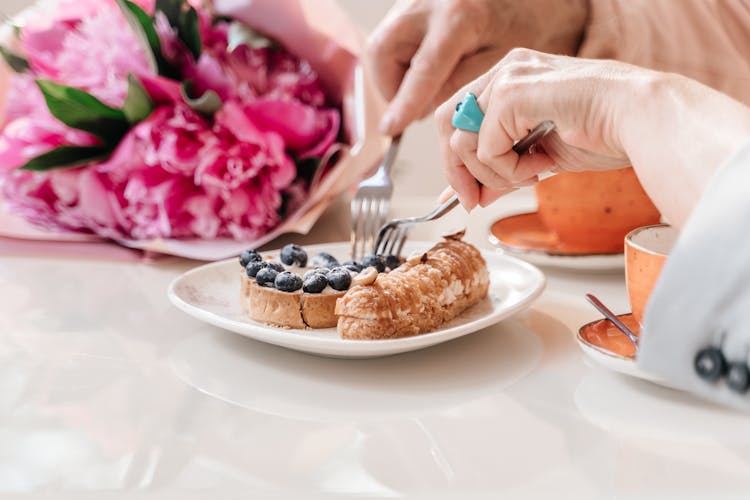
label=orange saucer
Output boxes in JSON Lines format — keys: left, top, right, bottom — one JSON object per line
{"left": 578, "top": 313, "right": 640, "bottom": 359}
{"left": 489, "top": 212, "right": 623, "bottom": 256}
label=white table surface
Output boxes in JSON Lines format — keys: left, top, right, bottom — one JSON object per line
{"left": 3, "top": 1, "right": 750, "bottom": 497}
{"left": 3, "top": 189, "right": 750, "bottom": 498}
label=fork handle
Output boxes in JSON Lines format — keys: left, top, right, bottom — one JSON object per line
{"left": 440, "top": 121, "right": 556, "bottom": 212}
{"left": 380, "top": 135, "right": 402, "bottom": 177}
{"left": 513, "top": 121, "right": 555, "bottom": 155}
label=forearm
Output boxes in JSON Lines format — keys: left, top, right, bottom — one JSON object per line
{"left": 620, "top": 72, "right": 750, "bottom": 228}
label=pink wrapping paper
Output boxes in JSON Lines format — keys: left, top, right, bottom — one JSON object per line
{"left": 0, "top": 0, "right": 387, "bottom": 261}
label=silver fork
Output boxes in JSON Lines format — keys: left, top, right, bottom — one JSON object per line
{"left": 374, "top": 121, "right": 555, "bottom": 256}
{"left": 350, "top": 135, "right": 401, "bottom": 261}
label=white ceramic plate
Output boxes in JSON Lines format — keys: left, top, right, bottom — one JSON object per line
{"left": 168, "top": 241, "right": 546, "bottom": 358}
{"left": 576, "top": 327, "right": 669, "bottom": 386}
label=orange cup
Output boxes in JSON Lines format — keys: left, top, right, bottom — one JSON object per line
{"left": 535, "top": 168, "right": 661, "bottom": 253}
{"left": 625, "top": 224, "right": 678, "bottom": 324}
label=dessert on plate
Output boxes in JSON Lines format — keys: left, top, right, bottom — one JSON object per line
{"left": 336, "top": 235, "right": 489, "bottom": 339}
{"left": 239, "top": 245, "right": 400, "bottom": 329}
{"left": 239, "top": 235, "right": 489, "bottom": 338}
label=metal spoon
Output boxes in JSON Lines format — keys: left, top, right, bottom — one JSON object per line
{"left": 585, "top": 293, "right": 639, "bottom": 348}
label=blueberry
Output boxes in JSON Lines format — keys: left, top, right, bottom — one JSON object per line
{"left": 341, "top": 260, "right": 363, "bottom": 273}
{"left": 274, "top": 271, "right": 303, "bottom": 292}
{"left": 280, "top": 244, "right": 308, "bottom": 267}
{"left": 245, "top": 260, "right": 266, "bottom": 278}
{"left": 239, "top": 249, "right": 262, "bottom": 267}
{"left": 327, "top": 269, "right": 352, "bottom": 291}
{"left": 303, "top": 268, "right": 329, "bottom": 281}
{"left": 385, "top": 255, "right": 402, "bottom": 270}
{"left": 266, "top": 261, "right": 285, "bottom": 273}
{"left": 362, "top": 254, "right": 386, "bottom": 273}
{"left": 303, "top": 273, "right": 328, "bottom": 293}
{"left": 331, "top": 266, "right": 355, "bottom": 276}
{"left": 311, "top": 252, "right": 339, "bottom": 268}
{"left": 255, "top": 267, "right": 279, "bottom": 287}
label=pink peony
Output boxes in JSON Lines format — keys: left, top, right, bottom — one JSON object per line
{"left": 0, "top": 75, "right": 98, "bottom": 172}
{"left": 21, "top": 0, "right": 153, "bottom": 107}
{"left": 0, "top": 0, "right": 343, "bottom": 242}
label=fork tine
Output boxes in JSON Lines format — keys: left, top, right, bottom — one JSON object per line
{"left": 374, "top": 224, "right": 391, "bottom": 256}
{"left": 366, "top": 197, "right": 380, "bottom": 257}
{"left": 350, "top": 197, "right": 363, "bottom": 260}
{"left": 357, "top": 198, "right": 372, "bottom": 262}
{"left": 379, "top": 197, "right": 390, "bottom": 228}
{"left": 368, "top": 197, "right": 386, "bottom": 256}
{"left": 374, "top": 198, "right": 390, "bottom": 252}
{"left": 356, "top": 197, "right": 372, "bottom": 261}
{"left": 395, "top": 226, "right": 410, "bottom": 256}
{"left": 384, "top": 225, "right": 402, "bottom": 256}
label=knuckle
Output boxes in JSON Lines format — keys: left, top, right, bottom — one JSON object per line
{"left": 504, "top": 47, "right": 532, "bottom": 63}
{"left": 444, "top": 0, "right": 484, "bottom": 21}
{"left": 449, "top": 131, "right": 465, "bottom": 152}
{"left": 435, "top": 102, "right": 453, "bottom": 132}
{"left": 476, "top": 146, "right": 494, "bottom": 166}
{"left": 408, "top": 54, "right": 438, "bottom": 76}
{"left": 444, "top": 0, "right": 470, "bottom": 16}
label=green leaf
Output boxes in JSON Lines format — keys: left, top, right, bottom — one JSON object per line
{"left": 156, "top": 0, "right": 181, "bottom": 27}
{"left": 0, "top": 46, "right": 29, "bottom": 73}
{"left": 115, "top": 0, "right": 181, "bottom": 78}
{"left": 114, "top": 0, "right": 159, "bottom": 74}
{"left": 19, "top": 145, "right": 112, "bottom": 171}
{"left": 180, "top": 81, "right": 222, "bottom": 116}
{"left": 36, "top": 80, "right": 129, "bottom": 143}
{"left": 227, "top": 22, "right": 276, "bottom": 51}
{"left": 179, "top": 5, "right": 202, "bottom": 60}
{"left": 122, "top": 74, "right": 154, "bottom": 124}
{"left": 156, "top": 0, "right": 201, "bottom": 60}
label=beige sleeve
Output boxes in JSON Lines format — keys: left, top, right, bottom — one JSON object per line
{"left": 578, "top": 0, "right": 750, "bottom": 105}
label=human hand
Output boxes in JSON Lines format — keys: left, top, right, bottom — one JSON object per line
{"left": 435, "top": 48, "right": 653, "bottom": 210}
{"left": 367, "top": 0, "right": 588, "bottom": 135}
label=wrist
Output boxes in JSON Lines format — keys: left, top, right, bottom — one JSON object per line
{"left": 619, "top": 70, "right": 750, "bottom": 226}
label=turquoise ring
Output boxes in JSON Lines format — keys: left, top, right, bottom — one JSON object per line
{"left": 451, "top": 92, "right": 485, "bottom": 133}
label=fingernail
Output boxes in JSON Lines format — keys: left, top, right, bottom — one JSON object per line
{"left": 437, "top": 186, "right": 455, "bottom": 203}
{"left": 458, "top": 196, "right": 474, "bottom": 213}
{"left": 380, "top": 112, "right": 395, "bottom": 135}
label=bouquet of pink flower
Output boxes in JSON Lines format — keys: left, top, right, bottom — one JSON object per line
{"left": 0, "top": 0, "right": 379, "bottom": 255}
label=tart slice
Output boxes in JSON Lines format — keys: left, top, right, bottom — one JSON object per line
{"left": 239, "top": 246, "right": 399, "bottom": 329}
